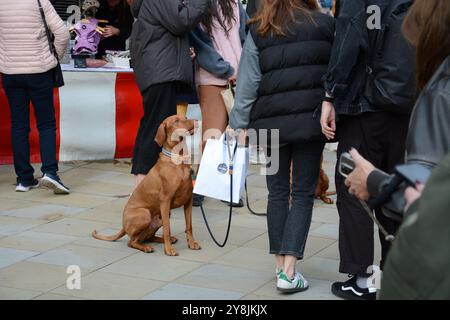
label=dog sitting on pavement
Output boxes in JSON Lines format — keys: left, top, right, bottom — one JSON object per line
{"left": 92, "top": 115, "right": 201, "bottom": 256}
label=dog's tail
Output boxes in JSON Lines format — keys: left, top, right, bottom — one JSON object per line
{"left": 92, "top": 229, "right": 126, "bottom": 241}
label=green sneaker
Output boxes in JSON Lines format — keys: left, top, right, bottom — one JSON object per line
{"left": 276, "top": 268, "right": 283, "bottom": 278}
{"left": 277, "top": 271, "right": 309, "bottom": 293}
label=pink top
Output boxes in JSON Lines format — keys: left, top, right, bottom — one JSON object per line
{"left": 196, "top": 0, "right": 242, "bottom": 87}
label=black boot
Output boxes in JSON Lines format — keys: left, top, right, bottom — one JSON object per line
{"left": 193, "top": 194, "right": 205, "bottom": 207}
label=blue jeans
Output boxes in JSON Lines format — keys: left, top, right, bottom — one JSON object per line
{"left": 2, "top": 70, "right": 58, "bottom": 184}
{"left": 265, "top": 141, "right": 324, "bottom": 259}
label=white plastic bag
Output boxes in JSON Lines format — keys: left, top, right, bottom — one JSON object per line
{"left": 194, "top": 134, "right": 248, "bottom": 203}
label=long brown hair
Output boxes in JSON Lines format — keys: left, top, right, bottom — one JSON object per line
{"left": 249, "top": 0, "right": 320, "bottom": 37}
{"left": 402, "top": 0, "right": 450, "bottom": 91}
{"left": 201, "top": 0, "right": 237, "bottom": 38}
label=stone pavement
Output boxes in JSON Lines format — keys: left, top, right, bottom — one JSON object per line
{"left": 0, "top": 149, "right": 381, "bottom": 300}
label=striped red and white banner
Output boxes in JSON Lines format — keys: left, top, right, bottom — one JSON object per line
{"left": 0, "top": 72, "right": 143, "bottom": 165}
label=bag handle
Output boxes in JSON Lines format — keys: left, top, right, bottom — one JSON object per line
{"left": 37, "top": 0, "right": 58, "bottom": 59}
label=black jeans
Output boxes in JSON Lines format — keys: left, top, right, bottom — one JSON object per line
{"left": 131, "top": 82, "right": 177, "bottom": 175}
{"left": 265, "top": 141, "right": 325, "bottom": 258}
{"left": 335, "top": 111, "right": 410, "bottom": 276}
{"left": 2, "top": 71, "right": 58, "bottom": 184}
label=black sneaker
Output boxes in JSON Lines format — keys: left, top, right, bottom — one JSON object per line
{"left": 15, "top": 179, "right": 40, "bottom": 192}
{"left": 192, "top": 194, "right": 204, "bottom": 207}
{"left": 331, "top": 276, "right": 377, "bottom": 300}
{"left": 40, "top": 173, "right": 70, "bottom": 194}
{"left": 221, "top": 199, "right": 244, "bottom": 208}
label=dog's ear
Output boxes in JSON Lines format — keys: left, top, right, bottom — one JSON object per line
{"left": 154, "top": 123, "right": 166, "bottom": 147}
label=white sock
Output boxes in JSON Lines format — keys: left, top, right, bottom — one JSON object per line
{"left": 356, "top": 276, "right": 369, "bottom": 289}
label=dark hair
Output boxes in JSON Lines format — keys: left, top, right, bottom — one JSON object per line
{"left": 248, "top": 0, "right": 320, "bottom": 37}
{"left": 100, "top": 0, "right": 130, "bottom": 24}
{"left": 201, "top": 0, "right": 237, "bottom": 38}
{"left": 402, "top": 0, "right": 450, "bottom": 91}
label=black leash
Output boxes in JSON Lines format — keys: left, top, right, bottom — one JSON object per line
{"left": 199, "top": 135, "right": 238, "bottom": 247}
{"left": 244, "top": 179, "right": 267, "bottom": 216}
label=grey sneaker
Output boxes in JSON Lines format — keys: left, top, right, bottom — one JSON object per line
{"left": 40, "top": 174, "right": 70, "bottom": 194}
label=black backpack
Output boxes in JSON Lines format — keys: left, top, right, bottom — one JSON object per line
{"left": 364, "top": 0, "right": 416, "bottom": 114}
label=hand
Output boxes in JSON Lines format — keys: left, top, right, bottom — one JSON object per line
{"left": 228, "top": 75, "right": 237, "bottom": 86}
{"left": 226, "top": 125, "right": 246, "bottom": 146}
{"left": 404, "top": 183, "right": 424, "bottom": 211}
{"left": 345, "top": 148, "right": 376, "bottom": 201}
{"left": 320, "top": 101, "right": 336, "bottom": 140}
{"left": 189, "top": 47, "right": 196, "bottom": 61}
{"left": 103, "top": 26, "right": 120, "bottom": 38}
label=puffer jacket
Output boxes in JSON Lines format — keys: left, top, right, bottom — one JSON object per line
{"left": 130, "top": 0, "right": 210, "bottom": 92}
{"left": 0, "top": 0, "right": 69, "bottom": 75}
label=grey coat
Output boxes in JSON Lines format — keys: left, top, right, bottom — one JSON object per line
{"left": 130, "top": 0, "right": 210, "bottom": 92}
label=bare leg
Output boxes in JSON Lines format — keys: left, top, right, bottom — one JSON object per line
{"left": 134, "top": 174, "right": 146, "bottom": 189}
{"left": 275, "top": 255, "right": 284, "bottom": 271}
{"left": 284, "top": 255, "right": 297, "bottom": 279}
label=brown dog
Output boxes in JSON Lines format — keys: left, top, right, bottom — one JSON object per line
{"left": 315, "top": 155, "right": 336, "bottom": 204}
{"left": 92, "top": 115, "right": 201, "bottom": 256}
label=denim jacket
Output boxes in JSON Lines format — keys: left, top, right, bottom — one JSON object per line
{"left": 323, "top": 0, "right": 390, "bottom": 115}
{"left": 189, "top": 1, "right": 248, "bottom": 79}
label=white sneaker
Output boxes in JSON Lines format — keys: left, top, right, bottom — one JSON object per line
{"left": 277, "top": 270, "right": 309, "bottom": 293}
{"left": 15, "top": 179, "right": 40, "bottom": 192}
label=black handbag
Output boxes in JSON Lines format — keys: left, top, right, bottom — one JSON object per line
{"left": 37, "top": 0, "right": 64, "bottom": 88}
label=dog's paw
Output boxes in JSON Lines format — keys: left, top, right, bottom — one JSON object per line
{"left": 171, "top": 236, "right": 178, "bottom": 244}
{"left": 164, "top": 246, "right": 179, "bottom": 256}
{"left": 321, "top": 197, "right": 334, "bottom": 205}
{"left": 188, "top": 241, "right": 201, "bottom": 250}
{"left": 143, "top": 246, "right": 154, "bottom": 253}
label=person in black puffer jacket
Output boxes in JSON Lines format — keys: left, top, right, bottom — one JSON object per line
{"left": 229, "top": 0, "right": 334, "bottom": 293}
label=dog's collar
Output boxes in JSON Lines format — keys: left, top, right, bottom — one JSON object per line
{"left": 161, "top": 148, "right": 190, "bottom": 163}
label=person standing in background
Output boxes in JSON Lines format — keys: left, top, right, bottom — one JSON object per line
{"left": 96, "top": 0, "right": 134, "bottom": 58}
{"left": 0, "top": 0, "right": 70, "bottom": 194}
{"left": 129, "top": 0, "right": 210, "bottom": 188}
{"left": 320, "top": 0, "right": 416, "bottom": 300}
{"left": 189, "top": 0, "right": 248, "bottom": 207}
{"left": 230, "top": 0, "right": 334, "bottom": 293}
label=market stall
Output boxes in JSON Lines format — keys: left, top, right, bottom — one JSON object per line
{"left": 0, "top": 63, "right": 143, "bottom": 165}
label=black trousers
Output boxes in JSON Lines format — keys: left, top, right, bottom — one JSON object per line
{"left": 131, "top": 82, "right": 177, "bottom": 175}
{"left": 335, "top": 111, "right": 410, "bottom": 276}
{"left": 2, "top": 70, "right": 58, "bottom": 184}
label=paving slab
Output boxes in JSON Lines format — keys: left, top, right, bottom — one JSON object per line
{"left": 102, "top": 253, "right": 202, "bottom": 282}
{"left": 0, "top": 216, "right": 48, "bottom": 237}
{"left": 31, "top": 217, "right": 118, "bottom": 237}
{"left": 52, "top": 271, "right": 165, "bottom": 300}
{"left": 27, "top": 244, "right": 133, "bottom": 269}
{"left": 141, "top": 283, "right": 243, "bottom": 300}
{"left": 0, "top": 261, "right": 93, "bottom": 292}
{"left": 0, "top": 231, "right": 79, "bottom": 252}
{"left": 0, "top": 286, "right": 42, "bottom": 300}
{"left": 0, "top": 247, "right": 40, "bottom": 269}
{"left": 176, "top": 264, "right": 274, "bottom": 294}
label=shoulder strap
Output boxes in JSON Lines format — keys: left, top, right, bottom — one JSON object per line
{"left": 37, "top": 0, "right": 57, "bottom": 57}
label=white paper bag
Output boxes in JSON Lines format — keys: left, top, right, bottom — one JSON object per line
{"left": 194, "top": 134, "right": 249, "bottom": 203}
